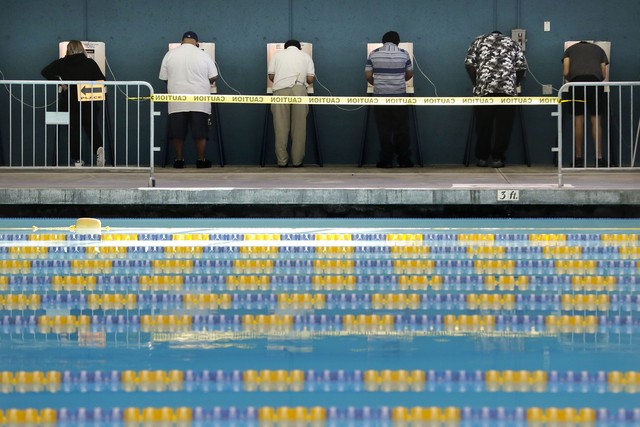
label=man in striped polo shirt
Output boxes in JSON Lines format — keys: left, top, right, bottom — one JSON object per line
{"left": 365, "top": 31, "right": 414, "bottom": 168}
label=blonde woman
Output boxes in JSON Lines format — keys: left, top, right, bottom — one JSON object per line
{"left": 42, "top": 40, "right": 106, "bottom": 166}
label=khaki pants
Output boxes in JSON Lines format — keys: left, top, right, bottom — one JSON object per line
{"left": 271, "top": 85, "right": 308, "bottom": 166}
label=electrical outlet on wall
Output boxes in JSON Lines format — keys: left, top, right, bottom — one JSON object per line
{"left": 511, "top": 29, "right": 526, "bottom": 51}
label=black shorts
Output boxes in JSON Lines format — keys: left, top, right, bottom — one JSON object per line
{"left": 169, "top": 112, "right": 210, "bottom": 140}
{"left": 563, "top": 77, "right": 606, "bottom": 116}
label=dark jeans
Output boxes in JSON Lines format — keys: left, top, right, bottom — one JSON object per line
{"left": 69, "top": 101, "right": 103, "bottom": 161}
{"left": 374, "top": 105, "right": 411, "bottom": 164}
{"left": 474, "top": 98, "right": 516, "bottom": 161}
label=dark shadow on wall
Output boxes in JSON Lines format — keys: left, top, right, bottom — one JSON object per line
{"left": 1, "top": 204, "right": 639, "bottom": 219}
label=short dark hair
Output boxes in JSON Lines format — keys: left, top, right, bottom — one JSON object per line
{"left": 284, "top": 40, "right": 301, "bottom": 50}
{"left": 382, "top": 31, "right": 400, "bottom": 45}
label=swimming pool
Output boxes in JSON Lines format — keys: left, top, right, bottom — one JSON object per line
{"left": 0, "top": 218, "right": 638, "bottom": 425}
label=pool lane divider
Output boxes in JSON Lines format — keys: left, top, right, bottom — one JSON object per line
{"left": 1, "top": 231, "right": 639, "bottom": 245}
{"left": 1, "top": 291, "right": 638, "bottom": 311}
{"left": 1, "top": 405, "right": 639, "bottom": 424}
{"left": 1, "top": 313, "right": 639, "bottom": 335}
{"left": 1, "top": 369, "right": 638, "bottom": 394}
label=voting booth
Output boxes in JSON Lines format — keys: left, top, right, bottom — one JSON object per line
{"left": 561, "top": 41, "right": 613, "bottom": 167}
{"left": 164, "top": 42, "right": 225, "bottom": 166}
{"left": 59, "top": 41, "right": 106, "bottom": 102}
{"left": 359, "top": 42, "right": 422, "bottom": 167}
{"left": 168, "top": 42, "right": 218, "bottom": 94}
{"left": 261, "top": 42, "right": 322, "bottom": 167}
{"left": 55, "top": 41, "right": 109, "bottom": 166}
{"left": 563, "top": 41, "right": 611, "bottom": 87}
{"left": 366, "top": 42, "right": 414, "bottom": 94}
{"left": 59, "top": 41, "right": 106, "bottom": 75}
{"left": 266, "top": 42, "right": 314, "bottom": 94}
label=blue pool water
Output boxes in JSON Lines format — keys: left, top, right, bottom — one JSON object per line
{"left": 0, "top": 218, "right": 638, "bottom": 425}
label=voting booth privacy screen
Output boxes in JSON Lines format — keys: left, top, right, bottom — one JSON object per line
{"left": 58, "top": 41, "right": 106, "bottom": 103}
{"left": 563, "top": 41, "right": 611, "bottom": 90}
{"left": 59, "top": 41, "right": 106, "bottom": 76}
{"left": 168, "top": 42, "right": 217, "bottom": 94}
{"left": 266, "top": 42, "right": 314, "bottom": 94}
{"left": 366, "top": 42, "right": 414, "bottom": 94}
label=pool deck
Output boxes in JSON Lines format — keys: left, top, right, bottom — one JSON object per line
{"left": 0, "top": 165, "right": 639, "bottom": 217}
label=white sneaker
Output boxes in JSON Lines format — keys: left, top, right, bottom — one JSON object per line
{"left": 75, "top": 160, "right": 84, "bottom": 167}
{"left": 96, "top": 147, "right": 105, "bottom": 167}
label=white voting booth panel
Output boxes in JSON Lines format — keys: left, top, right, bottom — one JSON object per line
{"left": 168, "top": 42, "right": 217, "bottom": 94}
{"left": 367, "top": 42, "right": 414, "bottom": 94}
{"left": 59, "top": 41, "right": 106, "bottom": 75}
{"left": 266, "top": 42, "right": 314, "bottom": 94}
{"left": 563, "top": 41, "right": 611, "bottom": 91}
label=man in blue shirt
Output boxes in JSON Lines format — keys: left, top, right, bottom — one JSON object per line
{"left": 365, "top": 31, "right": 414, "bottom": 168}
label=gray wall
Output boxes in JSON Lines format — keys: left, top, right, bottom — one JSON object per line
{"left": 1, "top": 0, "right": 639, "bottom": 166}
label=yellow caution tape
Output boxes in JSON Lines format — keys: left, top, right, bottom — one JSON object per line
{"left": 148, "top": 94, "right": 560, "bottom": 106}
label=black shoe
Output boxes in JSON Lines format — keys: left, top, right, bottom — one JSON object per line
{"left": 292, "top": 163, "right": 303, "bottom": 168}
{"left": 476, "top": 159, "right": 488, "bottom": 167}
{"left": 376, "top": 161, "right": 393, "bottom": 169}
{"left": 278, "top": 164, "right": 288, "bottom": 168}
{"left": 490, "top": 159, "right": 505, "bottom": 168}
{"left": 398, "top": 161, "right": 414, "bottom": 168}
{"left": 573, "top": 157, "right": 584, "bottom": 167}
{"left": 173, "top": 159, "right": 185, "bottom": 169}
{"left": 196, "top": 159, "right": 212, "bottom": 168}
{"left": 596, "top": 158, "right": 607, "bottom": 167}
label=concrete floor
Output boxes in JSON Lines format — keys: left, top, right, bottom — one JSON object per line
{"left": 1, "top": 164, "right": 638, "bottom": 188}
{"left": 0, "top": 165, "right": 639, "bottom": 217}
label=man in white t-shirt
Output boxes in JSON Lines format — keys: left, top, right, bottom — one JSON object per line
{"left": 159, "top": 31, "right": 218, "bottom": 168}
{"left": 268, "top": 40, "right": 315, "bottom": 168}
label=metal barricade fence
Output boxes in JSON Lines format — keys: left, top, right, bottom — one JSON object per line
{"left": 556, "top": 81, "right": 640, "bottom": 187}
{"left": 0, "top": 80, "right": 157, "bottom": 187}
